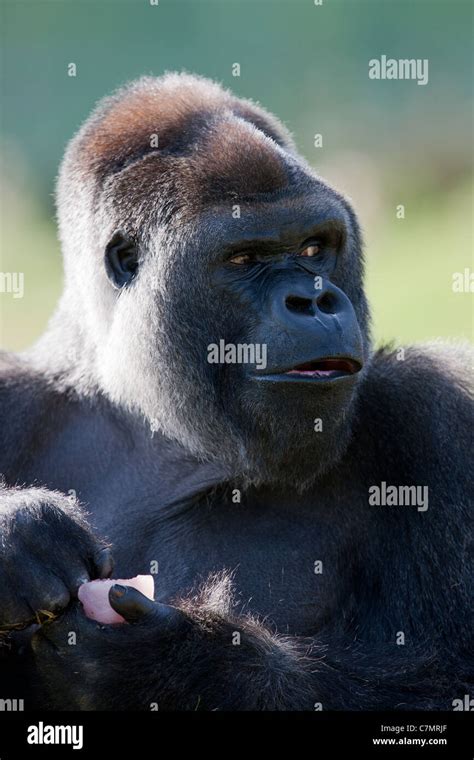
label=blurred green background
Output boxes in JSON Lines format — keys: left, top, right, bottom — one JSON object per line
{"left": 1, "top": 0, "right": 472, "bottom": 350}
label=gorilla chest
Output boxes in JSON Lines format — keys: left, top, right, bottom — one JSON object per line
{"left": 22, "top": 413, "right": 357, "bottom": 635}
{"left": 116, "top": 496, "right": 351, "bottom": 636}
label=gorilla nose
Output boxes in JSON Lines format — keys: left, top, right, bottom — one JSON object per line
{"left": 284, "top": 283, "right": 348, "bottom": 322}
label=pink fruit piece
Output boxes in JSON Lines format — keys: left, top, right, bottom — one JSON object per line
{"left": 78, "top": 575, "right": 155, "bottom": 624}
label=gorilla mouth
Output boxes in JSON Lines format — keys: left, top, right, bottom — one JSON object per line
{"left": 285, "top": 357, "right": 362, "bottom": 379}
{"left": 253, "top": 356, "right": 363, "bottom": 384}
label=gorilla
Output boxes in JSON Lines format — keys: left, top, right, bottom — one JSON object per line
{"left": 0, "top": 73, "right": 472, "bottom": 711}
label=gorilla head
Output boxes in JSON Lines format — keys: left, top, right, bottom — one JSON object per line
{"left": 45, "top": 73, "right": 371, "bottom": 488}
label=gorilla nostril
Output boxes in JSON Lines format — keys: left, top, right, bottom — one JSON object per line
{"left": 285, "top": 295, "right": 314, "bottom": 315}
{"left": 316, "top": 292, "right": 338, "bottom": 315}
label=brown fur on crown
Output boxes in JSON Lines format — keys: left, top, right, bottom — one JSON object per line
{"left": 63, "top": 73, "right": 298, "bottom": 211}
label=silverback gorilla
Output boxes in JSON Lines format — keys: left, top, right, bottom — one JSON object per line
{"left": 0, "top": 74, "right": 472, "bottom": 711}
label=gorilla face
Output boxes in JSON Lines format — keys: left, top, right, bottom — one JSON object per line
{"left": 101, "top": 181, "right": 368, "bottom": 488}
{"left": 55, "top": 74, "right": 371, "bottom": 487}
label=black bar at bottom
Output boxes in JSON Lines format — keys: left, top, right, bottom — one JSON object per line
{"left": 0, "top": 711, "right": 471, "bottom": 757}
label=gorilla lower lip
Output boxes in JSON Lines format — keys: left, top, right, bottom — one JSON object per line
{"left": 253, "top": 357, "right": 362, "bottom": 383}
{"left": 287, "top": 368, "right": 340, "bottom": 378}
{"left": 286, "top": 358, "right": 361, "bottom": 377}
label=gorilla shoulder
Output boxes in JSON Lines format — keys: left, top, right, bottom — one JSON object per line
{"left": 359, "top": 340, "right": 473, "bottom": 468}
{"left": 0, "top": 351, "right": 65, "bottom": 473}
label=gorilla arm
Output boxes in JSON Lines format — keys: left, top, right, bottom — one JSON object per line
{"left": 0, "top": 482, "right": 113, "bottom": 701}
{"left": 28, "top": 572, "right": 310, "bottom": 711}
{"left": 29, "top": 571, "right": 466, "bottom": 712}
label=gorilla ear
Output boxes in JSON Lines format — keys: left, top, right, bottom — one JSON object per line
{"left": 105, "top": 232, "right": 138, "bottom": 288}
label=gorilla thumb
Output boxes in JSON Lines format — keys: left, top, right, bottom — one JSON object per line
{"left": 109, "top": 585, "right": 186, "bottom": 629}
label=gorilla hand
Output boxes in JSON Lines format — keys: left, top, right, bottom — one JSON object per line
{"left": 30, "top": 581, "right": 312, "bottom": 710}
{"left": 0, "top": 486, "right": 113, "bottom": 631}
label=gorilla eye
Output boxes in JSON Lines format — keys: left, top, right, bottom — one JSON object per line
{"left": 299, "top": 243, "right": 320, "bottom": 258}
{"left": 229, "top": 253, "right": 253, "bottom": 265}
{"left": 105, "top": 232, "right": 138, "bottom": 288}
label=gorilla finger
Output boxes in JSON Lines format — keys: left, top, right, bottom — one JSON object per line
{"left": 16, "top": 524, "right": 92, "bottom": 595}
{"left": 109, "top": 585, "right": 186, "bottom": 629}
{"left": 91, "top": 546, "right": 114, "bottom": 580}
{"left": 109, "top": 585, "right": 156, "bottom": 622}
{"left": 0, "top": 572, "right": 69, "bottom": 629}
{"left": 52, "top": 558, "right": 91, "bottom": 596}
{"left": 26, "top": 572, "right": 71, "bottom": 619}
{"left": 0, "top": 591, "right": 35, "bottom": 630}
